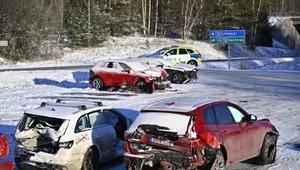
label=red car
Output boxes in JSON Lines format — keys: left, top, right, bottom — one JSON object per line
{"left": 89, "top": 59, "right": 170, "bottom": 92}
{"left": 123, "top": 98, "right": 279, "bottom": 170}
{"left": 0, "top": 133, "right": 14, "bottom": 170}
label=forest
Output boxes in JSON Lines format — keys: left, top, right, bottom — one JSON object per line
{"left": 0, "top": 0, "right": 299, "bottom": 61}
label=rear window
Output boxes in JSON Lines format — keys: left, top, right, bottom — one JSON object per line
{"left": 187, "top": 48, "right": 197, "bottom": 54}
{"left": 18, "top": 114, "right": 68, "bottom": 135}
{"left": 126, "top": 112, "right": 192, "bottom": 135}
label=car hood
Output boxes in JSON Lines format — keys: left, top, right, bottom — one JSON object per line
{"left": 164, "top": 63, "right": 197, "bottom": 71}
{"left": 138, "top": 67, "right": 165, "bottom": 77}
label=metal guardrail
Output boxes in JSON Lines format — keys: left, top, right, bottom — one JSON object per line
{"left": 0, "top": 56, "right": 299, "bottom": 72}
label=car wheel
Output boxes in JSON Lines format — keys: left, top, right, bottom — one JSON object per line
{"left": 254, "top": 134, "right": 277, "bottom": 165}
{"left": 135, "top": 79, "right": 146, "bottom": 87}
{"left": 92, "top": 77, "right": 104, "bottom": 90}
{"left": 172, "top": 72, "right": 185, "bottom": 84}
{"left": 81, "top": 147, "right": 99, "bottom": 170}
{"left": 211, "top": 150, "right": 225, "bottom": 170}
{"left": 187, "top": 60, "right": 198, "bottom": 66}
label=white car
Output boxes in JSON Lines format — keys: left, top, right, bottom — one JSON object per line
{"left": 134, "top": 58, "right": 198, "bottom": 84}
{"left": 14, "top": 99, "right": 139, "bottom": 170}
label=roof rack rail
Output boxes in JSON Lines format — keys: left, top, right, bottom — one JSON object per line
{"left": 40, "top": 101, "right": 89, "bottom": 110}
{"left": 55, "top": 98, "right": 103, "bottom": 106}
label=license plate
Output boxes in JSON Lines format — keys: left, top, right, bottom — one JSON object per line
{"left": 149, "top": 136, "right": 174, "bottom": 147}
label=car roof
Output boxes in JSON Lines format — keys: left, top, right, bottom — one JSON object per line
{"left": 141, "top": 97, "right": 218, "bottom": 113}
{"left": 24, "top": 101, "right": 112, "bottom": 120}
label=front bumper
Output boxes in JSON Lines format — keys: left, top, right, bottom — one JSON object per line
{"left": 153, "top": 80, "right": 171, "bottom": 90}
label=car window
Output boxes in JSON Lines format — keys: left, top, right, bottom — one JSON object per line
{"left": 165, "top": 49, "right": 177, "bottom": 55}
{"left": 213, "top": 104, "right": 235, "bottom": 125}
{"left": 179, "top": 48, "right": 188, "bottom": 54}
{"left": 227, "top": 105, "right": 246, "bottom": 123}
{"left": 186, "top": 48, "right": 194, "bottom": 54}
{"left": 89, "top": 112, "right": 108, "bottom": 127}
{"left": 104, "top": 62, "right": 116, "bottom": 69}
{"left": 203, "top": 106, "right": 216, "bottom": 124}
{"left": 75, "top": 115, "right": 89, "bottom": 132}
{"left": 119, "top": 62, "right": 131, "bottom": 70}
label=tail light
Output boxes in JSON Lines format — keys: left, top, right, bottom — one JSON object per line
{"left": 59, "top": 140, "right": 74, "bottom": 149}
{"left": 161, "top": 70, "right": 167, "bottom": 77}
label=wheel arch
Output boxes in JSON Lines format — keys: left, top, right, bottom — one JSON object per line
{"left": 220, "top": 144, "right": 228, "bottom": 166}
{"left": 187, "top": 58, "right": 199, "bottom": 66}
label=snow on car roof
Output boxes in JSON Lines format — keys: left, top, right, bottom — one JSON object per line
{"left": 24, "top": 102, "right": 105, "bottom": 119}
{"left": 141, "top": 97, "right": 216, "bottom": 113}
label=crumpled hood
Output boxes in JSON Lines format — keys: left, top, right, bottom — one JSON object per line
{"left": 166, "top": 63, "right": 197, "bottom": 71}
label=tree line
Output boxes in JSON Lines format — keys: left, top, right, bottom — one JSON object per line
{"left": 0, "top": 0, "right": 299, "bottom": 61}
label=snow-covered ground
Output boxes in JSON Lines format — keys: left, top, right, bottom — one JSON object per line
{"left": 0, "top": 36, "right": 300, "bottom": 169}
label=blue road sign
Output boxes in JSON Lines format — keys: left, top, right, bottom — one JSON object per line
{"left": 210, "top": 30, "right": 245, "bottom": 38}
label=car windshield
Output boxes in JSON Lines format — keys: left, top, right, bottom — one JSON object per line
{"left": 153, "top": 47, "right": 169, "bottom": 55}
{"left": 126, "top": 112, "right": 192, "bottom": 135}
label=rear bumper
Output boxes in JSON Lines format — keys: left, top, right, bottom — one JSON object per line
{"left": 14, "top": 149, "right": 83, "bottom": 170}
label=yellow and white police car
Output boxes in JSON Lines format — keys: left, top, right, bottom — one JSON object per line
{"left": 138, "top": 46, "right": 202, "bottom": 66}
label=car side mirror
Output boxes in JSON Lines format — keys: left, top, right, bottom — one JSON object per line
{"left": 166, "top": 53, "right": 171, "bottom": 56}
{"left": 125, "top": 68, "right": 131, "bottom": 73}
{"left": 249, "top": 114, "right": 257, "bottom": 123}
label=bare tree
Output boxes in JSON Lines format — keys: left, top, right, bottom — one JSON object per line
{"left": 183, "top": 0, "right": 200, "bottom": 40}
{"left": 142, "top": 0, "right": 146, "bottom": 35}
{"left": 148, "top": 0, "right": 151, "bottom": 35}
{"left": 154, "top": 0, "right": 158, "bottom": 37}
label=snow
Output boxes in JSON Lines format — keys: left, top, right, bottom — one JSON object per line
{"left": 0, "top": 36, "right": 300, "bottom": 169}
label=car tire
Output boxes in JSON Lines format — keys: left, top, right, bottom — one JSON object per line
{"left": 92, "top": 77, "right": 104, "bottom": 90}
{"left": 210, "top": 150, "right": 225, "bottom": 170}
{"left": 135, "top": 79, "right": 146, "bottom": 87}
{"left": 253, "top": 134, "right": 277, "bottom": 165}
{"left": 171, "top": 72, "right": 185, "bottom": 84}
{"left": 187, "top": 60, "right": 198, "bottom": 66}
{"left": 81, "top": 147, "right": 99, "bottom": 170}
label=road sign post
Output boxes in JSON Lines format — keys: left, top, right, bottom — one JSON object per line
{"left": 210, "top": 30, "right": 245, "bottom": 69}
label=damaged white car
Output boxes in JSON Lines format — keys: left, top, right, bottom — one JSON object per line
{"left": 14, "top": 99, "right": 139, "bottom": 170}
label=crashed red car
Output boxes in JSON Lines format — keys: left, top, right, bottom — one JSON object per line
{"left": 123, "top": 97, "right": 279, "bottom": 170}
{"left": 89, "top": 59, "right": 170, "bottom": 92}
{"left": 0, "top": 133, "right": 14, "bottom": 170}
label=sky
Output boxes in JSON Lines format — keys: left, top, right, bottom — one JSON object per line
{"left": 0, "top": 36, "right": 300, "bottom": 170}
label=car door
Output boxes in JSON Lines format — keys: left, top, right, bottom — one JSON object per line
{"left": 178, "top": 48, "right": 191, "bottom": 64}
{"left": 116, "top": 62, "right": 135, "bottom": 84}
{"left": 88, "top": 111, "right": 118, "bottom": 160}
{"left": 163, "top": 48, "right": 178, "bottom": 64}
{"left": 213, "top": 104, "right": 243, "bottom": 164}
{"left": 102, "top": 61, "right": 119, "bottom": 86}
{"left": 227, "top": 104, "right": 261, "bottom": 159}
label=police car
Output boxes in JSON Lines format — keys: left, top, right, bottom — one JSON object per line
{"left": 138, "top": 46, "right": 202, "bottom": 66}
